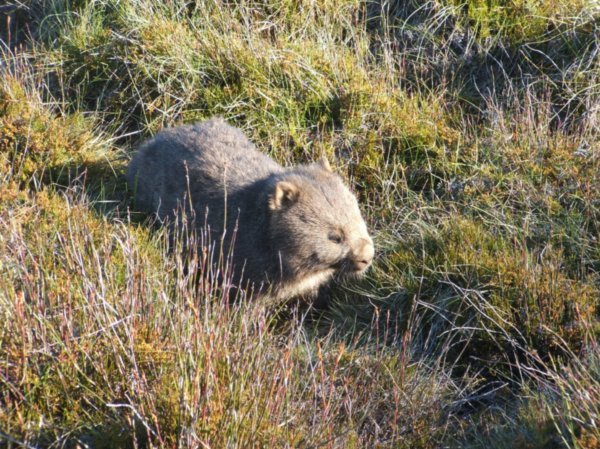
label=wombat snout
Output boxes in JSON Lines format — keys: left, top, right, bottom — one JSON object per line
{"left": 350, "top": 238, "right": 374, "bottom": 272}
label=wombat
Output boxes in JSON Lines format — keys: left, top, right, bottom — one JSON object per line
{"left": 127, "top": 118, "right": 374, "bottom": 300}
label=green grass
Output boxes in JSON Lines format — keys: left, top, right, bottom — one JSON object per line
{"left": 0, "top": 0, "right": 599, "bottom": 447}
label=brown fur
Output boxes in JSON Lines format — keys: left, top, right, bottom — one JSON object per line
{"left": 127, "top": 118, "right": 374, "bottom": 300}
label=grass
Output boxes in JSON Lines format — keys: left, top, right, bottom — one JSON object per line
{"left": 0, "top": 0, "right": 598, "bottom": 447}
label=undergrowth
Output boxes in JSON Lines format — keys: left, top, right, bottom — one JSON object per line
{"left": 0, "top": 0, "right": 598, "bottom": 447}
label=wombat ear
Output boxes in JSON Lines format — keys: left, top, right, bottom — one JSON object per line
{"left": 269, "top": 181, "right": 299, "bottom": 210}
{"left": 318, "top": 155, "right": 333, "bottom": 172}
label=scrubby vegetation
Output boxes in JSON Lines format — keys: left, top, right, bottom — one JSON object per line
{"left": 0, "top": 0, "right": 598, "bottom": 447}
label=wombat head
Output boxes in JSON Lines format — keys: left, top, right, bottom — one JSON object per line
{"left": 267, "top": 158, "right": 374, "bottom": 290}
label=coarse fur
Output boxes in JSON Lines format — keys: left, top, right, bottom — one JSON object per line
{"left": 127, "top": 118, "right": 374, "bottom": 300}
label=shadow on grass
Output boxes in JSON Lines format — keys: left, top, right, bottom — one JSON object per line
{"left": 46, "top": 150, "right": 135, "bottom": 223}
{"left": 2, "top": 419, "right": 151, "bottom": 449}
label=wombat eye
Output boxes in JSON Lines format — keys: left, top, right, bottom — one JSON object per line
{"left": 328, "top": 232, "right": 343, "bottom": 244}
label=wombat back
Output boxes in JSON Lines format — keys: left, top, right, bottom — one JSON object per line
{"left": 127, "top": 118, "right": 282, "bottom": 218}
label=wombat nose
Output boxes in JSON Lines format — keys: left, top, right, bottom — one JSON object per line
{"left": 352, "top": 238, "right": 374, "bottom": 272}
{"left": 354, "top": 259, "right": 371, "bottom": 271}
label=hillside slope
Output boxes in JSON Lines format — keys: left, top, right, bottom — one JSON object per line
{"left": 0, "top": 1, "right": 598, "bottom": 448}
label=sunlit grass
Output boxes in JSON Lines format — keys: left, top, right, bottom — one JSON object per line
{"left": 0, "top": 0, "right": 598, "bottom": 447}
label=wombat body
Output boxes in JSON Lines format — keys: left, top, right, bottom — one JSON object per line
{"left": 127, "top": 118, "right": 374, "bottom": 300}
